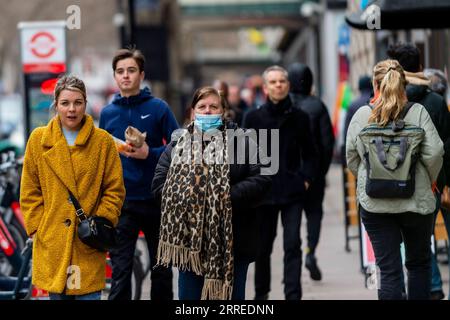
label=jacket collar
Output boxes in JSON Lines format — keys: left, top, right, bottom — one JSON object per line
{"left": 41, "top": 114, "right": 94, "bottom": 197}
{"left": 405, "top": 71, "right": 431, "bottom": 86}
{"left": 266, "top": 95, "right": 293, "bottom": 115}
{"left": 41, "top": 114, "right": 94, "bottom": 148}
{"left": 111, "top": 87, "right": 153, "bottom": 106}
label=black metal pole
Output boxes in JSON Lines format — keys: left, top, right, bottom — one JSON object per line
{"left": 128, "top": 0, "right": 136, "bottom": 45}
{"left": 23, "top": 74, "right": 31, "bottom": 143}
{"left": 117, "top": 0, "right": 127, "bottom": 47}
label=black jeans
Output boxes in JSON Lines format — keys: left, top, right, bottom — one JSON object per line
{"left": 254, "top": 202, "right": 303, "bottom": 300}
{"left": 360, "top": 207, "right": 433, "bottom": 300}
{"left": 108, "top": 200, "right": 173, "bottom": 300}
{"left": 303, "top": 178, "right": 325, "bottom": 254}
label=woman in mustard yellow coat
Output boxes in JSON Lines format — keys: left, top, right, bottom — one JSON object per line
{"left": 20, "top": 75, "right": 125, "bottom": 300}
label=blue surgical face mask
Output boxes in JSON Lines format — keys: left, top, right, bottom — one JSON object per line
{"left": 194, "top": 113, "right": 223, "bottom": 132}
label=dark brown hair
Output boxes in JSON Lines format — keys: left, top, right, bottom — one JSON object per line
{"left": 112, "top": 47, "right": 145, "bottom": 73}
{"left": 189, "top": 86, "right": 229, "bottom": 110}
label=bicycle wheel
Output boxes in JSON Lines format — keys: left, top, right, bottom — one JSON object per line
{"left": 0, "top": 219, "right": 27, "bottom": 276}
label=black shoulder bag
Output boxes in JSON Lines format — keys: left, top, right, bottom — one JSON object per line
{"left": 68, "top": 190, "right": 117, "bottom": 252}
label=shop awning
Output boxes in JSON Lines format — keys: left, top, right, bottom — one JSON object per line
{"left": 180, "top": 0, "right": 318, "bottom": 17}
{"left": 345, "top": 0, "right": 450, "bottom": 30}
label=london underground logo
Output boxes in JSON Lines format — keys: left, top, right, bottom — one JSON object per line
{"left": 29, "top": 31, "right": 57, "bottom": 59}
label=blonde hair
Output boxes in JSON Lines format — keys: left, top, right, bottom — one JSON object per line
{"left": 368, "top": 59, "right": 408, "bottom": 126}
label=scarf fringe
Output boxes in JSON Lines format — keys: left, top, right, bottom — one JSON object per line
{"left": 201, "top": 279, "right": 233, "bottom": 300}
{"left": 156, "top": 241, "right": 203, "bottom": 275}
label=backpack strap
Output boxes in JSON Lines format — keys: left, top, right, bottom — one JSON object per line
{"left": 392, "top": 102, "right": 415, "bottom": 132}
{"left": 374, "top": 136, "right": 408, "bottom": 171}
{"left": 368, "top": 101, "right": 415, "bottom": 118}
{"left": 399, "top": 102, "right": 415, "bottom": 120}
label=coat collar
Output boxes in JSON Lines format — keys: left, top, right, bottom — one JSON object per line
{"left": 405, "top": 71, "right": 431, "bottom": 86}
{"left": 41, "top": 114, "right": 94, "bottom": 197}
{"left": 41, "top": 114, "right": 94, "bottom": 148}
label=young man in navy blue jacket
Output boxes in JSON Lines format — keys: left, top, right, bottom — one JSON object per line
{"left": 100, "top": 48, "right": 179, "bottom": 300}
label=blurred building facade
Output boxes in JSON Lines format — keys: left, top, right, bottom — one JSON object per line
{"left": 346, "top": 0, "right": 450, "bottom": 100}
{"left": 0, "top": 0, "right": 184, "bottom": 122}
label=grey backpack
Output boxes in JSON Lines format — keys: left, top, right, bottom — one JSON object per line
{"left": 358, "top": 102, "right": 425, "bottom": 198}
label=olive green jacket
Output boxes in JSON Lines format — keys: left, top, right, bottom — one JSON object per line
{"left": 346, "top": 103, "right": 443, "bottom": 214}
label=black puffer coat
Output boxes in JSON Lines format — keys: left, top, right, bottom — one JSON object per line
{"left": 152, "top": 122, "right": 272, "bottom": 262}
{"left": 407, "top": 81, "right": 450, "bottom": 189}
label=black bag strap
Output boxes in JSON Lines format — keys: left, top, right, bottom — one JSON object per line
{"left": 68, "top": 190, "right": 88, "bottom": 222}
{"left": 399, "top": 102, "right": 415, "bottom": 119}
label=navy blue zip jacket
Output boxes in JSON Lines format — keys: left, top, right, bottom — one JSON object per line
{"left": 99, "top": 87, "right": 179, "bottom": 200}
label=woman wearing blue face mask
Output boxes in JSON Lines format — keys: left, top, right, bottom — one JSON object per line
{"left": 152, "top": 86, "right": 272, "bottom": 300}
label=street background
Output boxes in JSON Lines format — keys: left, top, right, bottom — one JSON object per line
{"left": 1, "top": 0, "right": 450, "bottom": 301}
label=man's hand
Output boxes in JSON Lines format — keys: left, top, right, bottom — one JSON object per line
{"left": 120, "top": 142, "right": 149, "bottom": 160}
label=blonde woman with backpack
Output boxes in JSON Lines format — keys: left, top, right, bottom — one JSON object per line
{"left": 346, "top": 59, "right": 444, "bottom": 300}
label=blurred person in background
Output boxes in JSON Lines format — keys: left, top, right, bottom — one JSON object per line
{"left": 213, "top": 79, "right": 234, "bottom": 121}
{"left": 228, "top": 85, "right": 249, "bottom": 127}
{"left": 423, "top": 67, "right": 450, "bottom": 300}
{"left": 343, "top": 75, "right": 373, "bottom": 164}
{"left": 388, "top": 43, "right": 450, "bottom": 300}
{"left": 240, "top": 87, "right": 254, "bottom": 110}
{"left": 424, "top": 68, "right": 449, "bottom": 103}
{"left": 287, "top": 63, "right": 334, "bottom": 282}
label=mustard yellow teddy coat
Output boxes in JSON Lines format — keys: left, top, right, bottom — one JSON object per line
{"left": 20, "top": 115, "right": 125, "bottom": 295}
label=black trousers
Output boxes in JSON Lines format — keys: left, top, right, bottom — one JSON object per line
{"left": 108, "top": 200, "right": 173, "bottom": 300}
{"left": 303, "top": 178, "right": 325, "bottom": 254}
{"left": 254, "top": 201, "right": 303, "bottom": 300}
{"left": 361, "top": 207, "right": 433, "bottom": 300}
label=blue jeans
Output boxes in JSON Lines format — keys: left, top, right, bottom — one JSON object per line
{"left": 178, "top": 258, "right": 250, "bottom": 300}
{"left": 49, "top": 291, "right": 102, "bottom": 300}
{"left": 361, "top": 208, "right": 433, "bottom": 300}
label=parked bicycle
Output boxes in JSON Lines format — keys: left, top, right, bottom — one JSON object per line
{"left": 0, "top": 152, "right": 27, "bottom": 277}
{"left": 0, "top": 238, "right": 33, "bottom": 300}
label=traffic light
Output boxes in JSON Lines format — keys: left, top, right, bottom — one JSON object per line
{"left": 40, "top": 77, "right": 58, "bottom": 95}
{"left": 24, "top": 72, "right": 63, "bottom": 135}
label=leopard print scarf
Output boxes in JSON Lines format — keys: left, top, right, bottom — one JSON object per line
{"left": 157, "top": 123, "right": 234, "bottom": 300}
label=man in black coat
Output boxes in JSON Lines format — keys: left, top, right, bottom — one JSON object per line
{"left": 287, "top": 63, "right": 335, "bottom": 282}
{"left": 243, "top": 65, "right": 317, "bottom": 300}
{"left": 387, "top": 43, "right": 450, "bottom": 300}
{"left": 342, "top": 75, "right": 373, "bottom": 165}
{"left": 387, "top": 43, "right": 450, "bottom": 192}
